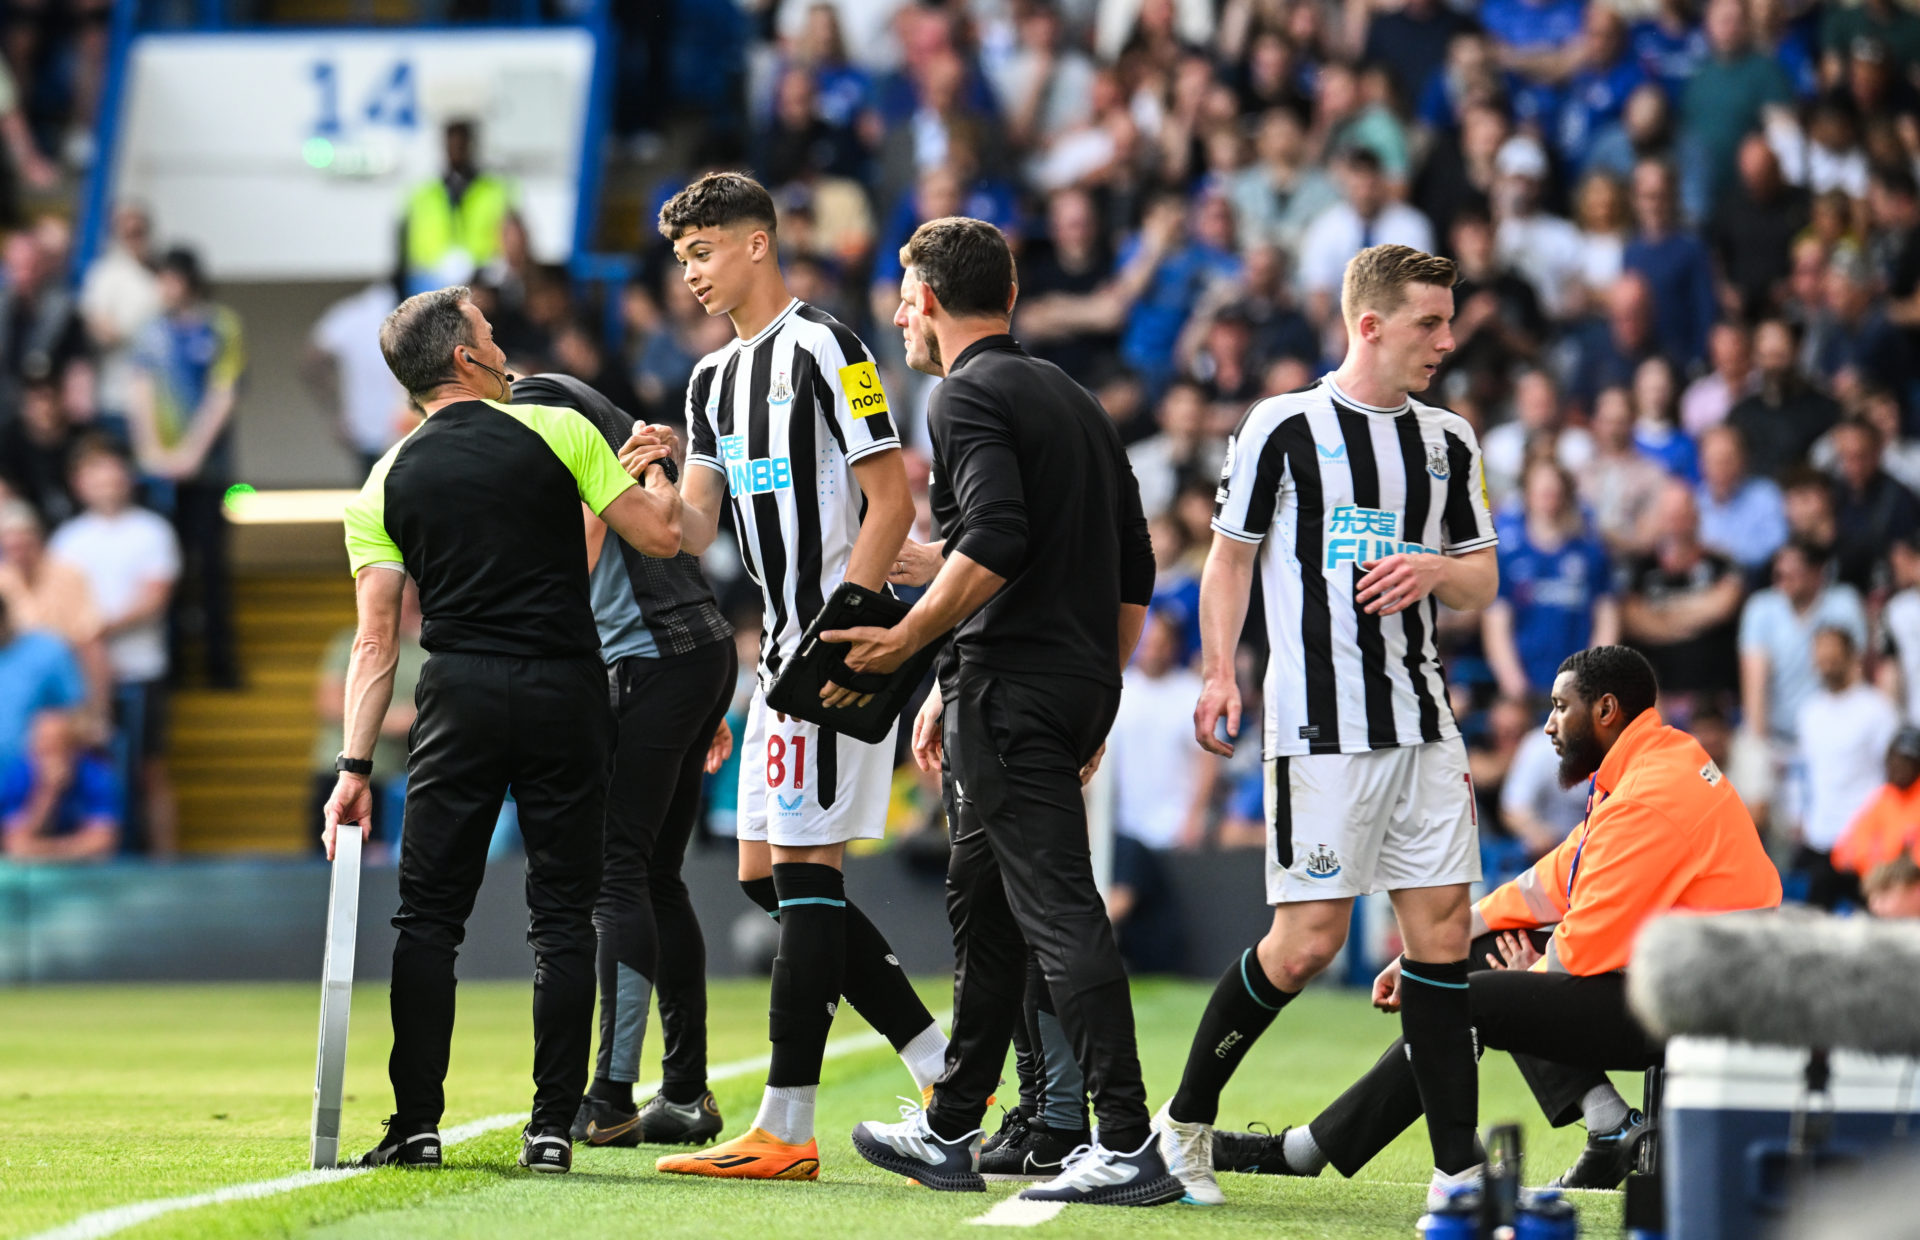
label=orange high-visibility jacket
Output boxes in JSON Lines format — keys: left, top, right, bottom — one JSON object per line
{"left": 1477, "top": 709, "right": 1781, "bottom": 975}
{"left": 1832, "top": 778, "right": 1920, "bottom": 876}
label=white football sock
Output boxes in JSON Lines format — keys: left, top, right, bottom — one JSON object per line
{"left": 752, "top": 1084, "right": 817, "bottom": 1145}
{"left": 898, "top": 1022, "right": 949, "bottom": 1093}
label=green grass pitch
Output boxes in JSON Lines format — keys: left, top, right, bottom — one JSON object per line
{"left": 0, "top": 977, "right": 1625, "bottom": 1239}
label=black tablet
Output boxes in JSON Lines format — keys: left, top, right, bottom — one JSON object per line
{"left": 764, "top": 582, "right": 942, "bottom": 744}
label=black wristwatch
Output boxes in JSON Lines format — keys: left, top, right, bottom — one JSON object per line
{"left": 335, "top": 752, "right": 374, "bottom": 778}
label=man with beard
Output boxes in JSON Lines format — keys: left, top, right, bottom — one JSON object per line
{"left": 1206, "top": 646, "right": 1780, "bottom": 1191}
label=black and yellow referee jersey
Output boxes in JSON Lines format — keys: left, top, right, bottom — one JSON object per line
{"left": 342, "top": 397, "right": 636, "bottom": 657}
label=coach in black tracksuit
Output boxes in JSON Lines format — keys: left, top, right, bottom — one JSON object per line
{"left": 827, "top": 219, "right": 1173, "bottom": 1204}
{"left": 322, "top": 288, "right": 682, "bottom": 1172}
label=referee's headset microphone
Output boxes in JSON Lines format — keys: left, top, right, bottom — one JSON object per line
{"left": 461, "top": 349, "right": 518, "bottom": 398}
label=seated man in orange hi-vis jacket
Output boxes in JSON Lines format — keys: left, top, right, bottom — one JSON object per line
{"left": 1208, "top": 647, "right": 1782, "bottom": 1193}
{"left": 1832, "top": 727, "right": 1920, "bottom": 879}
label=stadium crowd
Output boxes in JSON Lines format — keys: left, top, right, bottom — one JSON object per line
{"left": 11, "top": 0, "right": 1920, "bottom": 937}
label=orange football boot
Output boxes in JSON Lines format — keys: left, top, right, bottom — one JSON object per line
{"left": 655, "top": 1127, "right": 821, "bottom": 1181}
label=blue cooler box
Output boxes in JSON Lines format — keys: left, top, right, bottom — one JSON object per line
{"left": 1664, "top": 1036, "right": 1920, "bottom": 1239}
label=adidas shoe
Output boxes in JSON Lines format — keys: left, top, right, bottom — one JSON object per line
{"left": 638, "top": 1090, "right": 725, "bottom": 1144}
{"left": 1212, "top": 1124, "right": 1319, "bottom": 1176}
{"left": 1547, "top": 1110, "right": 1651, "bottom": 1191}
{"left": 1153, "top": 1102, "right": 1224, "bottom": 1205}
{"left": 1017, "top": 1134, "right": 1186, "bottom": 1207}
{"left": 656, "top": 1127, "right": 820, "bottom": 1180}
{"left": 979, "top": 1109, "right": 1090, "bottom": 1182}
{"left": 850, "top": 1103, "right": 985, "bottom": 1192}
{"left": 1427, "top": 1163, "right": 1484, "bottom": 1212}
{"left": 520, "top": 1125, "right": 573, "bottom": 1173}
{"left": 351, "top": 1117, "right": 442, "bottom": 1169}
{"left": 570, "top": 1096, "right": 641, "bottom": 1147}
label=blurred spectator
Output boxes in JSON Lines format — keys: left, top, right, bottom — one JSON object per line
{"left": 1709, "top": 134, "right": 1809, "bottom": 323}
{"left": 398, "top": 120, "right": 515, "bottom": 297}
{"left": 1811, "top": 384, "right": 1920, "bottom": 494}
{"left": 1106, "top": 610, "right": 1198, "bottom": 971}
{"left": 1414, "top": 98, "right": 1505, "bottom": 246}
{"left": 552, "top": 317, "right": 646, "bottom": 419}
{"left": 1128, "top": 379, "right": 1221, "bottom": 519}
{"left": 1828, "top": 417, "right": 1920, "bottom": 592}
{"left": 1013, "top": 187, "right": 1122, "bottom": 379}
{"left": 1181, "top": 303, "right": 1264, "bottom": 419}
{"left": 1146, "top": 510, "right": 1200, "bottom": 665}
{"left": 757, "top": 65, "right": 868, "bottom": 186}
{"left": 0, "top": 373, "right": 78, "bottom": 525}
{"left": 1870, "top": 165, "right": 1920, "bottom": 353}
{"left": 304, "top": 281, "right": 406, "bottom": 478}
{"left": 309, "top": 579, "right": 423, "bottom": 860}
{"left": 1582, "top": 384, "right": 1666, "bottom": 554}
{"left": 1443, "top": 207, "right": 1545, "bottom": 406}
{"left": 1738, "top": 539, "right": 1867, "bottom": 760}
{"left": 1833, "top": 727, "right": 1920, "bottom": 881}
{"left": 1630, "top": 0, "right": 1708, "bottom": 96}
{"left": 1362, "top": 0, "right": 1471, "bottom": 111}
{"left": 987, "top": 4, "right": 1096, "bottom": 152}
{"left": 1491, "top": 135, "right": 1586, "bottom": 323}
{"left": 1795, "top": 625, "right": 1899, "bottom": 909}
{"left": 1566, "top": 271, "right": 1661, "bottom": 410}
{"left": 0, "top": 591, "right": 82, "bottom": 789}
{"left": 1696, "top": 424, "right": 1788, "bottom": 574}
{"left": 0, "top": 227, "right": 83, "bottom": 420}
{"left": 1750, "top": 0, "right": 1819, "bottom": 97}
{"left": 1500, "top": 723, "right": 1591, "bottom": 859}
{"left": 1312, "top": 60, "right": 1410, "bottom": 185}
{"left": 1556, "top": 4, "right": 1647, "bottom": 174}
{"left": 1227, "top": 103, "right": 1339, "bottom": 253}
{"left": 1727, "top": 318, "right": 1841, "bottom": 479}
{"left": 1466, "top": 693, "right": 1533, "bottom": 830}
{"left": 1682, "top": 322, "right": 1757, "bottom": 437}
{"left": 1631, "top": 355, "right": 1699, "bottom": 482}
{"left": 50, "top": 440, "right": 179, "bottom": 855}
{"left": 1620, "top": 480, "right": 1745, "bottom": 703}
{"left": 1623, "top": 158, "right": 1717, "bottom": 368}
{"left": 0, "top": 499, "right": 106, "bottom": 735}
{"left": 1881, "top": 532, "right": 1920, "bottom": 720}
{"left": 127, "top": 247, "right": 241, "bottom": 689}
{"left": 1681, "top": 0, "right": 1792, "bottom": 211}
{"left": 78, "top": 203, "right": 160, "bottom": 440}
{"left": 0, "top": 712, "right": 117, "bottom": 862}
{"left": 1863, "top": 854, "right": 1920, "bottom": 919}
{"left": 1480, "top": 368, "right": 1593, "bottom": 504}
{"left": 1114, "top": 193, "right": 1243, "bottom": 389}
{"left": 1571, "top": 171, "right": 1630, "bottom": 306}
{"left": 1805, "top": 245, "right": 1906, "bottom": 401}
{"left": 1296, "top": 147, "right": 1431, "bottom": 327}
{"left": 1483, "top": 460, "right": 1618, "bottom": 702}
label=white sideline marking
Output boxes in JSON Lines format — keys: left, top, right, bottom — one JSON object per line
{"left": 26, "top": 1018, "right": 936, "bottom": 1240}
{"left": 967, "top": 1197, "right": 1067, "bottom": 1227}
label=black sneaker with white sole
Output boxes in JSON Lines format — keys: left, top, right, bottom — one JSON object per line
{"left": 520, "top": 1125, "right": 573, "bottom": 1173}
{"left": 570, "top": 1097, "right": 642, "bottom": 1147}
{"left": 638, "top": 1090, "right": 725, "bottom": 1144}
{"left": 849, "top": 1107, "right": 985, "bottom": 1192}
{"left": 351, "top": 1117, "right": 442, "bottom": 1169}
{"left": 1212, "top": 1125, "right": 1319, "bottom": 1176}
{"left": 1547, "top": 1110, "right": 1652, "bottom": 1191}
{"left": 1017, "top": 1135, "right": 1186, "bottom": 1206}
{"left": 979, "top": 1111, "right": 1092, "bottom": 1182}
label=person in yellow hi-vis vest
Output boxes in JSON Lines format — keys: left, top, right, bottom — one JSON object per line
{"left": 398, "top": 121, "right": 515, "bottom": 297}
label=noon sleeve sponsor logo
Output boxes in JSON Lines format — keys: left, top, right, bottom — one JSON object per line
{"left": 838, "top": 361, "right": 890, "bottom": 418}
{"left": 1324, "top": 505, "right": 1435, "bottom": 569}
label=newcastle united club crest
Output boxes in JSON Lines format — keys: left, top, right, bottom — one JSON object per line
{"left": 1303, "top": 843, "right": 1342, "bottom": 879}
{"left": 1425, "top": 443, "right": 1450, "bottom": 480}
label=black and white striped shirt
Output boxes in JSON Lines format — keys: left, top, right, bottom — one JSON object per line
{"left": 1212, "top": 377, "right": 1497, "bottom": 758}
{"left": 686, "top": 299, "right": 900, "bottom": 682}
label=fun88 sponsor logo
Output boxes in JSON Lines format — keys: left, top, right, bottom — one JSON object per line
{"left": 721, "top": 433, "right": 793, "bottom": 495}
{"left": 1323, "top": 505, "right": 1435, "bottom": 570}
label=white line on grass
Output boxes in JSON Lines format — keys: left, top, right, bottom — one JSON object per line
{"left": 26, "top": 1017, "right": 938, "bottom": 1240}
{"left": 967, "top": 1197, "right": 1067, "bottom": 1227}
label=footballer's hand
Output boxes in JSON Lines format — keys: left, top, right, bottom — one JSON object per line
{"left": 912, "top": 684, "right": 944, "bottom": 772}
{"left": 704, "top": 718, "right": 734, "bottom": 775}
{"left": 321, "top": 774, "right": 373, "bottom": 862}
{"left": 1371, "top": 957, "right": 1404, "bottom": 1012}
{"left": 1485, "top": 930, "right": 1542, "bottom": 971}
{"left": 1080, "top": 743, "right": 1106, "bottom": 786}
{"left": 1194, "top": 675, "right": 1241, "bottom": 757}
{"left": 889, "top": 539, "right": 944, "bottom": 587}
{"left": 1356, "top": 552, "right": 1449, "bottom": 616}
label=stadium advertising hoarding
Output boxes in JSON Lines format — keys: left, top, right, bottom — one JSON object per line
{"left": 109, "top": 28, "right": 596, "bottom": 281}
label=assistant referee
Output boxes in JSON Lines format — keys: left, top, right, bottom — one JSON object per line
{"left": 829, "top": 218, "right": 1177, "bottom": 1206}
{"left": 320, "top": 286, "right": 681, "bottom": 1174}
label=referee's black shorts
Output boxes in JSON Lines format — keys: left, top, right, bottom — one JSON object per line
{"left": 389, "top": 651, "right": 615, "bottom": 1131}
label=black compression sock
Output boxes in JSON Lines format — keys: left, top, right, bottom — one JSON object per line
{"left": 1399, "top": 956, "right": 1479, "bottom": 1175}
{"left": 841, "top": 897, "right": 937, "bottom": 1050}
{"left": 659, "top": 1080, "right": 706, "bottom": 1106}
{"left": 766, "top": 863, "right": 847, "bottom": 1087}
{"left": 1013, "top": 956, "right": 1045, "bottom": 1117}
{"left": 741, "top": 876, "right": 779, "bottom": 917}
{"left": 590, "top": 1076, "right": 634, "bottom": 1110}
{"left": 1169, "top": 947, "right": 1295, "bottom": 1124}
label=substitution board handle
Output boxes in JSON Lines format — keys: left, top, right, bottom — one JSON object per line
{"left": 310, "top": 824, "right": 362, "bottom": 1170}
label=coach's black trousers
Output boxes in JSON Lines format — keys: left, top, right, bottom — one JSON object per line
{"left": 593, "top": 639, "right": 735, "bottom": 1096}
{"left": 1309, "top": 931, "right": 1661, "bottom": 1177}
{"left": 931, "top": 668, "right": 1152, "bottom": 1148}
{"left": 390, "top": 652, "right": 613, "bottom": 1133}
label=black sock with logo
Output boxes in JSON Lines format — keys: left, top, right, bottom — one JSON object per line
{"left": 1399, "top": 956, "right": 1479, "bottom": 1175}
{"left": 1168, "top": 947, "right": 1297, "bottom": 1125}
{"left": 766, "top": 863, "right": 847, "bottom": 1088}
